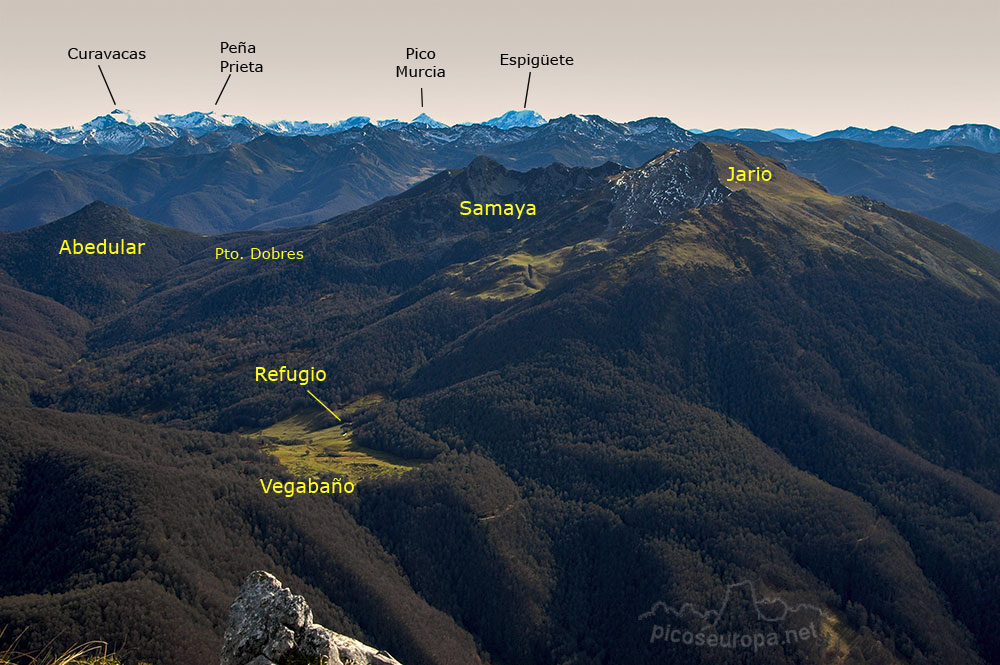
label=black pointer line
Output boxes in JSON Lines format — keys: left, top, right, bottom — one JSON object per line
{"left": 215, "top": 74, "right": 232, "bottom": 105}
{"left": 97, "top": 65, "right": 116, "bottom": 106}
{"left": 523, "top": 71, "right": 531, "bottom": 109}
{"left": 420, "top": 87, "right": 424, "bottom": 108}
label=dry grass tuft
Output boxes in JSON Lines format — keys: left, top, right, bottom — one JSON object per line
{"left": 0, "top": 630, "right": 149, "bottom": 665}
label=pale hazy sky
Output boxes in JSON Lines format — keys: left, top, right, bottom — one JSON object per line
{"left": 1, "top": 0, "right": 996, "bottom": 134}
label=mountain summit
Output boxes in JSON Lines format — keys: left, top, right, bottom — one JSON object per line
{"left": 410, "top": 113, "right": 448, "bottom": 128}
{"left": 0, "top": 202, "right": 207, "bottom": 317}
{"left": 484, "top": 110, "right": 547, "bottom": 130}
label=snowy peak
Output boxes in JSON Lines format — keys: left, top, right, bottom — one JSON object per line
{"left": 410, "top": 113, "right": 448, "bottom": 128}
{"left": 484, "top": 110, "right": 546, "bottom": 130}
{"left": 83, "top": 109, "right": 141, "bottom": 130}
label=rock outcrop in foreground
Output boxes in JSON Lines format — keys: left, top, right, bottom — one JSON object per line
{"left": 221, "top": 571, "right": 402, "bottom": 665}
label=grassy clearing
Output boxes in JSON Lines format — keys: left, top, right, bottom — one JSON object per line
{"left": 251, "top": 394, "right": 420, "bottom": 481}
{"left": 471, "top": 249, "right": 565, "bottom": 300}
{"left": 454, "top": 240, "right": 608, "bottom": 301}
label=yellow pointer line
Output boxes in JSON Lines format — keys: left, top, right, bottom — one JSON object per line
{"left": 306, "top": 389, "right": 342, "bottom": 421}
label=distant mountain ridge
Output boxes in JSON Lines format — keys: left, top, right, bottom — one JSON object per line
{"left": 770, "top": 128, "right": 812, "bottom": 141}
{"left": 810, "top": 123, "right": 1000, "bottom": 152}
{"left": 0, "top": 114, "right": 698, "bottom": 233}
{"left": 703, "top": 123, "right": 1000, "bottom": 152}
{"left": 702, "top": 128, "right": 793, "bottom": 143}
{"left": 4, "top": 110, "right": 998, "bottom": 155}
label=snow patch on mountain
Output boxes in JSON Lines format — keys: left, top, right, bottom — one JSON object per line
{"left": 263, "top": 116, "right": 372, "bottom": 135}
{"left": 155, "top": 111, "right": 256, "bottom": 133}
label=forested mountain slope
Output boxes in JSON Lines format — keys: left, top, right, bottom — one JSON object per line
{"left": 1, "top": 143, "right": 999, "bottom": 664}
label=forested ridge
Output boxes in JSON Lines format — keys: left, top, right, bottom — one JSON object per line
{"left": 0, "top": 143, "right": 998, "bottom": 664}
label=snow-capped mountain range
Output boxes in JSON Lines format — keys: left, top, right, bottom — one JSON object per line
{"left": 2, "top": 108, "right": 999, "bottom": 156}
{"left": 0, "top": 109, "right": 550, "bottom": 155}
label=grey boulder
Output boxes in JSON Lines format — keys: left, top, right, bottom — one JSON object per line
{"left": 221, "top": 570, "right": 401, "bottom": 665}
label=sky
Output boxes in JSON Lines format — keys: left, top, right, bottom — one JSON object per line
{"left": 1, "top": 0, "right": 997, "bottom": 135}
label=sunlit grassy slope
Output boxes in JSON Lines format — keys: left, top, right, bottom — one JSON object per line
{"left": 450, "top": 240, "right": 609, "bottom": 301}
{"left": 251, "top": 394, "right": 420, "bottom": 481}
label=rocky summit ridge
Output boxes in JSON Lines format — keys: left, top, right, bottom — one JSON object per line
{"left": 221, "top": 571, "right": 402, "bottom": 665}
